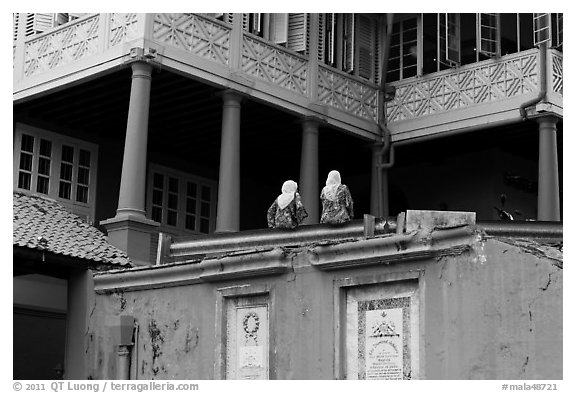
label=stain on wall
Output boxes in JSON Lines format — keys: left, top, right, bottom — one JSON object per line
{"left": 87, "top": 235, "right": 562, "bottom": 380}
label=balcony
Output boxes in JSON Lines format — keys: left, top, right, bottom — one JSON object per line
{"left": 386, "top": 48, "right": 563, "bottom": 142}
{"left": 13, "top": 13, "right": 380, "bottom": 140}
{"left": 13, "top": 14, "right": 563, "bottom": 143}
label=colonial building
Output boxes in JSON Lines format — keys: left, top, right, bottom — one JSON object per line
{"left": 13, "top": 13, "right": 562, "bottom": 380}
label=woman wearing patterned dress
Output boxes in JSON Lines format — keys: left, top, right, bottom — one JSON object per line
{"left": 267, "top": 180, "right": 308, "bottom": 229}
{"left": 320, "top": 170, "right": 354, "bottom": 225}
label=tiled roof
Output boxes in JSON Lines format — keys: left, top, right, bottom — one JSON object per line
{"left": 13, "top": 192, "right": 131, "bottom": 267}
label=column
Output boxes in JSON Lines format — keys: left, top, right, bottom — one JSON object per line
{"left": 299, "top": 117, "right": 320, "bottom": 224}
{"left": 537, "top": 116, "right": 561, "bottom": 221}
{"left": 215, "top": 91, "right": 242, "bottom": 233}
{"left": 101, "top": 62, "right": 159, "bottom": 265}
{"left": 116, "top": 62, "right": 153, "bottom": 217}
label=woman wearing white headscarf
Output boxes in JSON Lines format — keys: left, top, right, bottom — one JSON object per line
{"left": 267, "top": 180, "right": 308, "bottom": 229}
{"left": 320, "top": 170, "right": 354, "bottom": 224}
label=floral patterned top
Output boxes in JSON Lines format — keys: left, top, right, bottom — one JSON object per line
{"left": 267, "top": 192, "right": 308, "bottom": 229}
{"left": 320, "top": 184, "right": 354, "bottom": 224}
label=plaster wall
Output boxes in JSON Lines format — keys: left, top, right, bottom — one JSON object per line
{"left": 86, "top": 236, "right": 562, "bottom": 380}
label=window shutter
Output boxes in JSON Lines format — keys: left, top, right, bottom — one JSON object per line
{"left": 439, "top": 13, "right": 460, "bottom": 66}
{"left": 223, "top": 13, "right": 234, "bottom": 24}
{"left": 533, "top": 13, "right": 551, "bottom": 46}
{"left": 251, "top": 13, "right": 262, "bottom": 35}
{"left": 26, "top": 13, "right": 54, "bottom": 36}
{"left": 287, "top": 13, "right": 308, "bottom": 53}
{"left": 13, "top": 13, "right": 20, "bottom": 42}
{"left": 242, "top": 13, "right": 250, "bottom": 31}
{"left": 343, "top": 13, "right": 355, "bottom": 72}
{"left": 324, "top": 13, "right": 336, "bottom": 65}
{"left": 478, "top": 13, "right": 499, "bottom": 57}
{"left": 357, "top": 14, "right": 374, "bottom": 80}
{"left": 317, "top": 13, "right": 325, "bottom": 61}
{"left": 270, "top": 13, "right": 288, "bottom": 44}
{"left": 557, "top": 13, "right": 563, "bottom": 48}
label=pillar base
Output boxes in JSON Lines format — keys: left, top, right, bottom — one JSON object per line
{"left": 100, "top": 215, "right": 160, "bottom": 266}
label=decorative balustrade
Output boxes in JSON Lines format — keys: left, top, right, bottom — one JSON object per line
{"left": 152, "top": 13, "right": 231, "bottom": 66}
{"left": 109, "top": 13, "right": 140, "bottom": 47}
{"left": 317, "top": 65, "right": 379, "bottom": 122}
{"left": 386, "top": 49, "right": 541, "bottom": 123}
{"left": 550, "top": 50, "right": 563, "bottom": 97}
{"left": 24, "top": 14, "right": 101, "bottom": 78}
{"left": 241, "top": 34, "right": 308, "bottom": 96}
{"left": 16, "top": 14, "right": 560, "bottom": 129}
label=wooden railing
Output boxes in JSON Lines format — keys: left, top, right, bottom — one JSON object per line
{"left": 14, "top": 14, "right": 563, "bottom": 130}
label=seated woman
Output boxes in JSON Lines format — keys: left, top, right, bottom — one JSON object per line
{"left": 320, "top": 170, "right": 354, "bottom": 225}
{"left": 267, "top": 180, "right": 308, "bottom": 229}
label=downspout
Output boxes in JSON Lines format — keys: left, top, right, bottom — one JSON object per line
{"left": 519, "top": 44, "right": 547, "bottom": 119}
{"left": 375, "top": 13, "right": 395, "bottom": 217}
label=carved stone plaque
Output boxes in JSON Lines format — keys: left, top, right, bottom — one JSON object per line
{"left": 345, "top": 281, "right": 419, "bottom": 380}
{"left": 225, "top": 295, "right": 269, "bottom": 379}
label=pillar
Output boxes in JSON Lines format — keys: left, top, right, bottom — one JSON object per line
{"left": 537, "top": 116, "right": 561, "bottom": 221}
{"left": 370, "top": 144, "right": 390, "bottom": 218}
{"left": 215, "top": 90, "right": 242, "bottom": 233}
{"left": 101, "top": 62, "right": 159, "bottom": 265}
{"left": 116, "top": 62, "right": 153, "bottom": 217}
{"left": 64, "top": 270, "right": 94, "bottom": 379}
{"left": 299, "top": 118, "right": 320, "bottom": 224}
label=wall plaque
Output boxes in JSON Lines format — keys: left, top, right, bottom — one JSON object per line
{"left": 345, "top": 281, "right": 419, "bottom": 379}
{"left": 225, "top": 296, "right": 269, "bottom": 379}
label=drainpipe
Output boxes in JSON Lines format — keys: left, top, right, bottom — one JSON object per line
{"left": 117, "top": 316, "right": 136, "bottom": 380}
{"left": 519, "top": 44, "right": 547, "bottom": 120}
{"left": 375, "top": 13, "right": 395, "bottom": 218}
{"left": 518, "top": 43, "right": 560, "bottom": 221}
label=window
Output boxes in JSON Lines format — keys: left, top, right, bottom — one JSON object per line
{"left": 13, "top": 124, "right": 98, "bottom": 221}
{"left": 439, "top": 13, "right": 461, "bottom": 67}
{"left": 415, "top": 13, "right": 548, "bottom": 79}
{"left": 321, "top": 13, "right": 382, "bottom": 83}
{"left": 387, "top": 17, "right": 418, "bottom": 82}
{"left": 477, "top": 13, "right": 500, "bottom": 57}
{"left": 147, "top": 165, "right": 217, "bottom": 235}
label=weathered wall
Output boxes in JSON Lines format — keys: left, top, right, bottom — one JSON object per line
{"left": 86, "top": 235, "right": 562, "bottom": 380}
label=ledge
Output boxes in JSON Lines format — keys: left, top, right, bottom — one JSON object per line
{"left": 199, "top": 248, "right": 290, "bottom": 282}
{"left": 308, "top": 226, "right": 477, "bottom": 270}
{"left": 93, "top": 260, "right": 203, "bottom": 293}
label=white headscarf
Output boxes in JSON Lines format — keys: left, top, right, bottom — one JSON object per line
{"left": 322, "top": 170, "right": 341, "bottom": 201}
{"left": 277, "top": 180, "right": 298, "bottom": 209}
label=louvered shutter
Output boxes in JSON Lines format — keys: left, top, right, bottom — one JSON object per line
{"left": 270, "top": 13, "right": 288, "bottom": 44}
{"left": 13, "top": 13, "right": 20, "bottom": 42}
{"left": 343, "top": 14, "right": 355, "bottom": 72}
{"left": 26, "top": 13, "right": 54, "bottom": 36}
{"left": 357, "top": 14, "right": 374, "bottom": 80}
{"left": 317, "top": 13, "right": 325, "bottom": 61}
{"left": 287, "top": 13, "right": 307, "bottom": 52}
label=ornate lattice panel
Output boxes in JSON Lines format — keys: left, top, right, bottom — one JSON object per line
{"left": 386, "top": 51, "right": 540, "bottom": 123}
{"left": 24, "top": 15, "right": 100, "bottom": 78}
{"left": 317, "top": 65, "right": 379, "bottom": 122}
{"left": 551, "top": 51, "right": 563, "bottom": 96}
{"left": 109, "top": 13, "right": 140, "bottom": 47}
{"left": 241, "top": 35, "right": 308, "bottom": 96}
{"left": 153, "top": 14, "right": 231, "bottom": 66}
